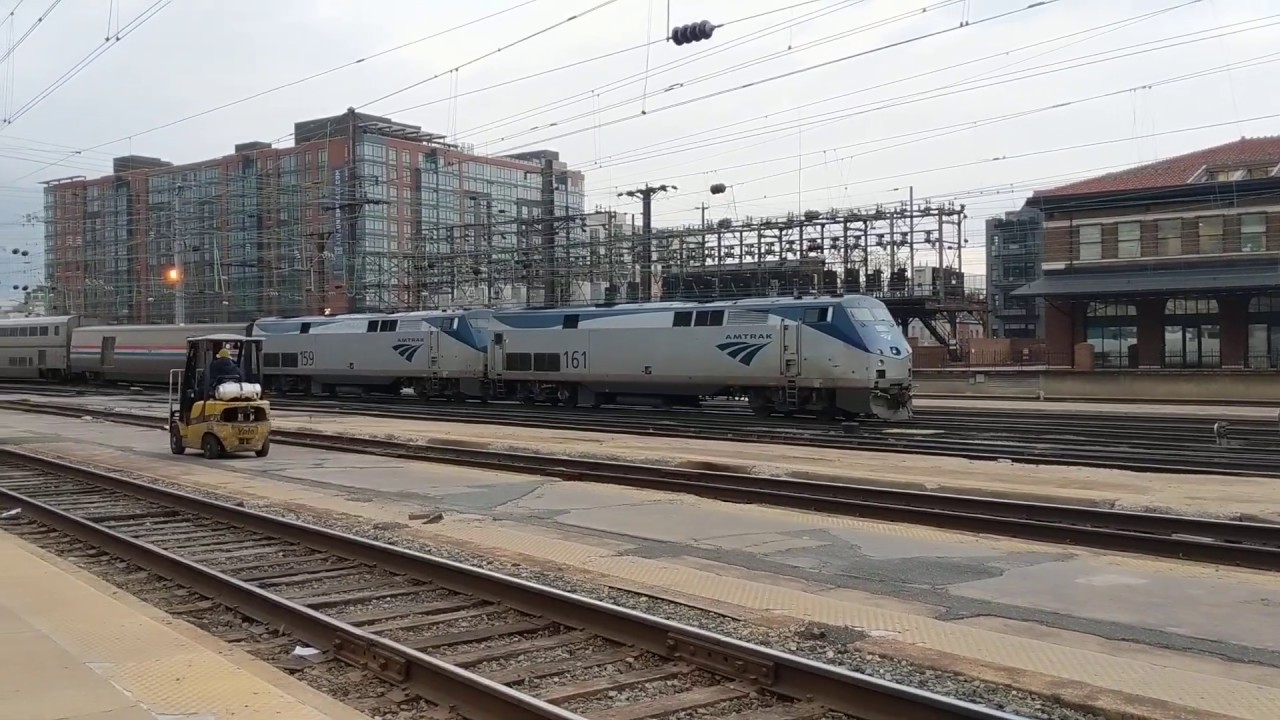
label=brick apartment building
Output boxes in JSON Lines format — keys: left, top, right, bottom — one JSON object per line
{"left": 1014, "top": 136, "right": 1280, "bottom": 370}
{"left": 41, "top": 109, "right": 586, "bottom": 324}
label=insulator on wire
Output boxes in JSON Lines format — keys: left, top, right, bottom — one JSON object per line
{"left": 710, "top": 183, "right": 727, "bottom": 195}
{"left": 671, "top": 20, "right": 715, "bottom": 46}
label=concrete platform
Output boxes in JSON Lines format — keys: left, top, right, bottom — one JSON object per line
{"left": 2, "top": 409, "right": 1279, "bottom": 719}
{"left": 12, "top": 393, "right": 1278, "bottom": 522}
{"left": 0, "top": 530, "right": 370, "bottom": 720}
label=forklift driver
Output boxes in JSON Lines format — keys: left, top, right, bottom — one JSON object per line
{"left": 209, "top": 346, "right": 242, "bottom": 385}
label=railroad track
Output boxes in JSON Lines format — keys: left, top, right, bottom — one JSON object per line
{"left": 4, "top": 384, "right": 1280, "bottom": 475}
{"left": 7, "top": 400, "right": 1280, "bottom": 571}
{"left": 0, "top": 448, "right": 1023, "bottom": 720}
{"left": 262, "top": 400, "right": 1280, "bottom": 478}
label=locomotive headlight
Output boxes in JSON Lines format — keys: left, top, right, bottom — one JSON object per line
{"left": 877, "top": 359, "right": 885, "bottom": 367}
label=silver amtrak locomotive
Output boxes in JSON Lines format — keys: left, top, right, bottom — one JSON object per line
{"left": 251, "top": 310, "right": 490, "bottom": 399}
{"left": 485, "top": 295, "right": 913, "bottom": 420}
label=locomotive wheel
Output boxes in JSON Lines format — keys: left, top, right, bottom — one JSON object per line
{"left": 557, "top": 386, "right": 579, "bottom": 408}
{"left": 169, "top": 424, "right": 185, "bottom": 455}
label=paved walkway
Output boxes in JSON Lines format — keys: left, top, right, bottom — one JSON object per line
{"left": 0, "top": 531, "right": 370, "bottom": 720}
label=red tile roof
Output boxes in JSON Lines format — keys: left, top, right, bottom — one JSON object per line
{"left": 1033, "top": 136, "right": 1280, "bottom": 197}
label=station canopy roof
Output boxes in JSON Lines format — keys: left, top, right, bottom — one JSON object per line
{"left": 1012, "top": 265, "right": 1280, "bottom": 298}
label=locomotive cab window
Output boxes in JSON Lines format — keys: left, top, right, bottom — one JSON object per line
{"left": 693, "top": 309, "right": 724, "bottom": 327}
{"left": 802, "top": 307, "right": 830, "bottom": 324}
{"left": 673, "top": 311, "right": 693, "bottom": 327}
{"left": 562, "top": 314, "right": 579, "bottom": 329}
{"left": 300, "top": 322, "right": 311, "bottom": 334}
{"left": 380, "top": 319, "right": 398, "bottom": 332}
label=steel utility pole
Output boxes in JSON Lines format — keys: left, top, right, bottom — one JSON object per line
{"left": 539, "top": 157, "right": 557, "bottom": 306}
{"left": 617, "top": 184, "right": 675, "bottom": 303}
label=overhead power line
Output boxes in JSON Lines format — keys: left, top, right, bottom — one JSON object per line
{"left": 492, "top": 0, "right": 1063, "bottom": 154}
{"left": 647, "top": 112, "right": 1280, "bottom": 221}
{"left": 3, "top": 0, "right": 172, "bottom": 128}
{"left": 5, "top": 0, "right": 545, "bottom": 183}
{"left": 356, "top": 0, "right": 627, "bottom": 110}
{"left": 0, "top": 0, "right": 61, "bottom": 66}
{"left": 584, "top": 0, "right": 1206, "bottom": 174}
{"left": 588, "top": 13, "right": 1280, "bottom": 186}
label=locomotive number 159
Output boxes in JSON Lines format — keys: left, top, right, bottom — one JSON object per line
{"left": 562, "top": 350, "right": 587, "bottom": 370}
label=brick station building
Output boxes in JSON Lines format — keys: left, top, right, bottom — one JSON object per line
{"left": 1014, "top": 137, "right": 1280, "bottom": 370}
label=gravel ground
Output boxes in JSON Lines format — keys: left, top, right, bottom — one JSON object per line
{"left": 11, "top": 447, "right": 1105, "bottom": 720}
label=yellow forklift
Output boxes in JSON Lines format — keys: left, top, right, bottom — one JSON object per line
{"left": 168, "top": 334, "right": 271, "bottom": 459}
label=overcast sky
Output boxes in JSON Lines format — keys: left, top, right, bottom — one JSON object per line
{"left": 0, "top": 0, "right": 1276, "bottom": 302}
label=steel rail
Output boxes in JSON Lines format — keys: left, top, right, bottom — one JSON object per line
{"left": 24, "top": 397, "right": 1280, "bottom": 476}
{"left": 0, "top": 470, "right": 586, "bottom": 720}
{"left": 0, "top": 447, "right": 1024, "bottom": 720}
{"left": 5, "top": 401, "right": 1279, "bottom": 571}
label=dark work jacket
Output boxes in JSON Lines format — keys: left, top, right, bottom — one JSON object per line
{"left": 208, "top": 357, "right": 242, "bottom": 384}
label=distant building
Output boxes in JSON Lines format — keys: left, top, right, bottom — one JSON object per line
{"left": 1015, "top": 136, "right": 1280, "bottom": 369}
{"left": 42, "top": 109, "right": 586, "bottom": 324}
{"left": 986, "top": 208, "right": 1044, "bottom": 339}
{"left": 906, "top": 317, "right": 985, "bottom": 346}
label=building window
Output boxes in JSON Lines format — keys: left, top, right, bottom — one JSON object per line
{"left": 1198, "top": 217, "right": 1223, "bottom": 254}
{"left": 1084, "top": 302, "right": 1136, "bottom": 368}
{"left": 1241, "top": 214, "right": 1266, "bottom": 253}
{"left": 1157, "top": 219, "right": 1182, "bottom": 256}
{"left": 1248, "top": 294, "right": 1280, "bottom": 369}
{"left": 1117, "top": 222, "right": 1141, "bottom": 259}
{"left": 1077, "top": 224, "right": 1101, "bottom": 261}
{"left": 1165, "top": 297, "right": 1221, "bottom": 369}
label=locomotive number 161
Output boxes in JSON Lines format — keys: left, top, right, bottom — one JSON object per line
{"left": 562, "top": 350, "right": 587, "bottom": 370}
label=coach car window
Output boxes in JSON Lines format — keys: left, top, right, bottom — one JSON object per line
{"left": 673, "top": 311, "right": 693, "bottom": 327}
{"left": 39, "top": 326, "right": 48, "bottom": 336}
{"left": 54, "top": 326, "right": 59, "bottom": 336}
{"left": 562, "top": 314, "right": 579, "bottom": 329}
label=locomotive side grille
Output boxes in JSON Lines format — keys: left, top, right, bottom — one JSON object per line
{"left": 726, "top": 310, "right": 768, "bottom": 326}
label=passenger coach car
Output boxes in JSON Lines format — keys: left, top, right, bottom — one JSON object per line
{"left": 0, "top": 315, "right": 94, "bottom": 380}
{"left": 71, "top": 322, "right": 251, "bottom": 383}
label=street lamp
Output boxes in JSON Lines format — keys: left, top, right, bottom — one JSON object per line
{"left": 164, "top": 265, "right": 184, "bottom": 324}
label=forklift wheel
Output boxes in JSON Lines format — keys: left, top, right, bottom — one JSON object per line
{"left": 201, "top": 434, "right": 222, "bottom": 460}
{"left": 169, "top": 424, "right": 185, "bottom": 455}
{"left": 255, "top": 438, "right": 270, "bottom": 458}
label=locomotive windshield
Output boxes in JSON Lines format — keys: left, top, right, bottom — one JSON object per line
{"left": 847, "top": 307, "right": 910, "bottom": 358}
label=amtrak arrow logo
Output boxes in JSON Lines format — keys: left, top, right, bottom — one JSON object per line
{"left": 717, "top": 340, "right": 772, "bottom": 366}
{"left": 392, "top": 343, "right": 424, "bottom": 362}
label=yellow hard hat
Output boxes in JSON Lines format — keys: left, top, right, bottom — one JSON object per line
{"left": 217, "top": 348, "right": 231, "bottom": 359}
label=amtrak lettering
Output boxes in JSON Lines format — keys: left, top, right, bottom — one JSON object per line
{"left": 723, "top": 333, "right": 773, "bottom": 341}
